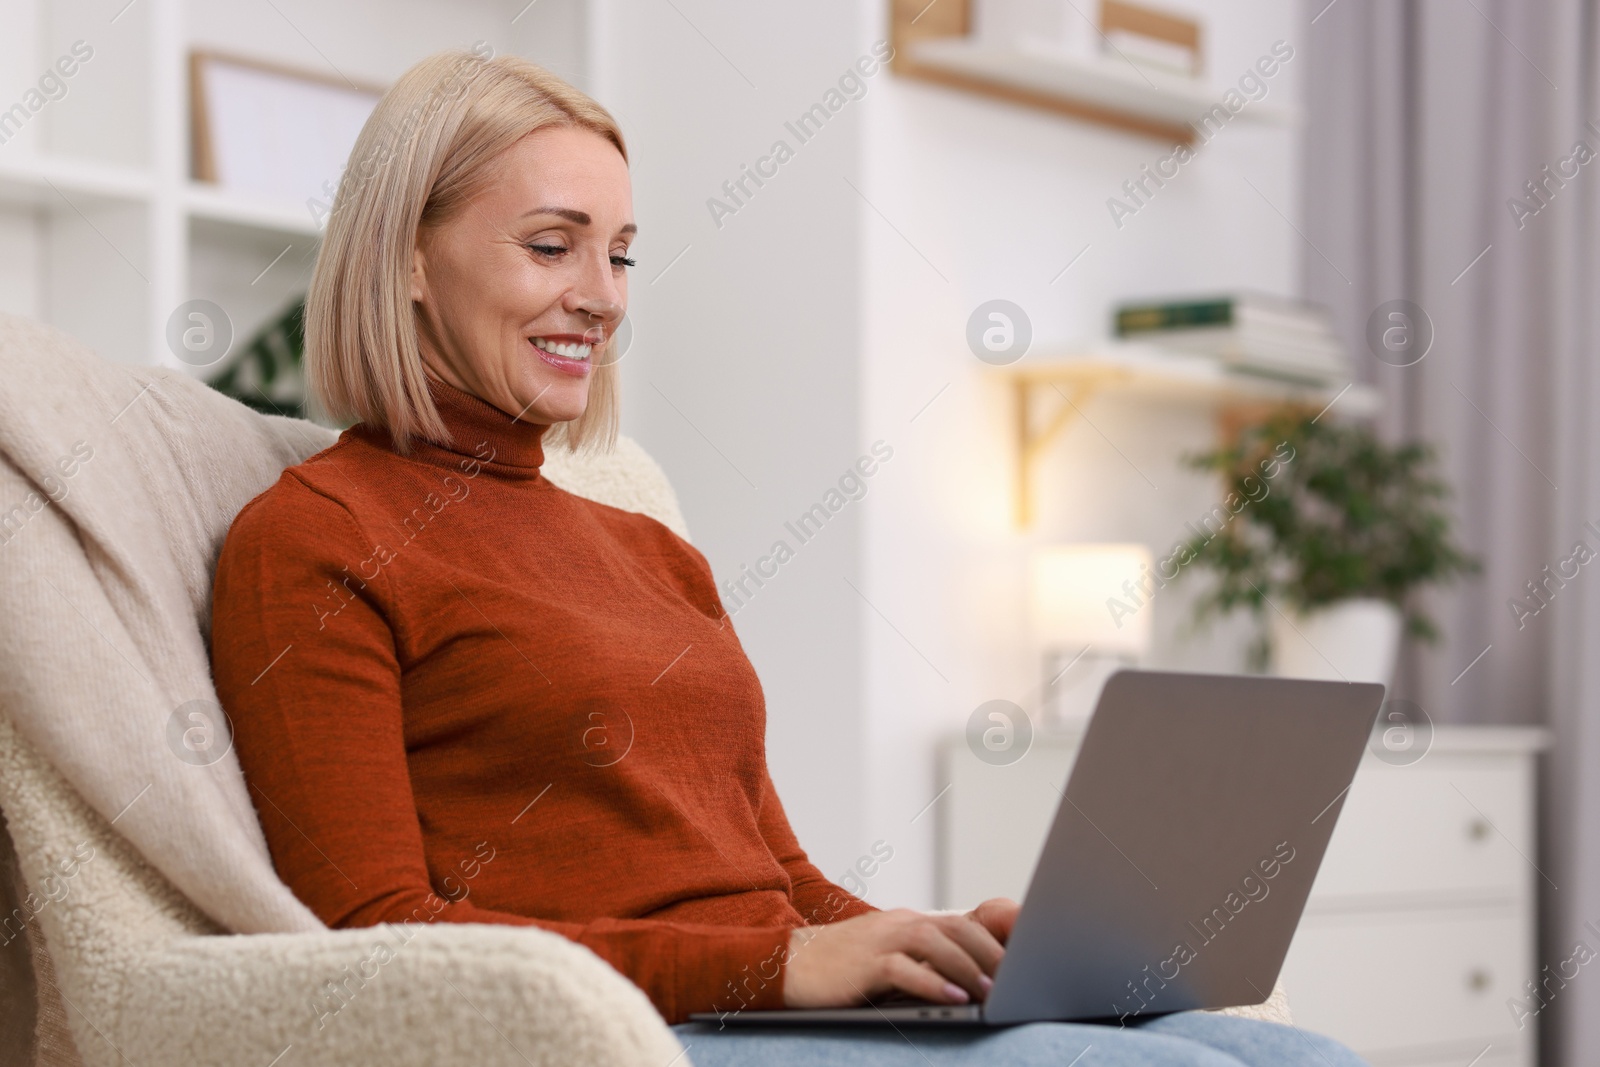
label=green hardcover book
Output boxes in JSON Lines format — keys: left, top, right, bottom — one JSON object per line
{"left": 1115, "top": 299, "right": 1235, "bottom": 335}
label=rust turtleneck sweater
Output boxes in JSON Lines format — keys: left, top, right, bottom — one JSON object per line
{"left": 209, "top": 376, "right": 875, "bottom": 1023}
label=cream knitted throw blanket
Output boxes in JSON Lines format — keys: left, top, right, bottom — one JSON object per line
{"left": 0, "top": 313, "right": 692, "bottom": 938}
{"left": 0, "top": 314, "right": 333, "bottom": 934}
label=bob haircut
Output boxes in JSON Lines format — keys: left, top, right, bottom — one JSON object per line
{"left": 306, "top": 46, "right": 627, "bottom": 455}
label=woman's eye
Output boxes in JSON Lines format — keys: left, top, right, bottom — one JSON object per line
{"left": 611, "top": 254, "right": 636, "bottom": 268}
{"left": 527, "top": 243, "right": 567, "bottom": 257}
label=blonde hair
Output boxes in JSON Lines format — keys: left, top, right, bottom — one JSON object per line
{"left": 306, "top": 47, "right": 626, "bottom": 454}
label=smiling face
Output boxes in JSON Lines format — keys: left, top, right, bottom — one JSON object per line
{"left": 409, "top": 124, "right": 634, "bottom": 425}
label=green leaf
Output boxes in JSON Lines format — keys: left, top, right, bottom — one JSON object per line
{"left": 1171, "top": 408, "right": 1478, "bottom": 644}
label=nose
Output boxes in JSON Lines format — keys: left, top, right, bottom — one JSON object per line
{"left": 565, "top": 253, "right": 626, "bottom": 343}
{"left": 579, "top": 301, "right": 621, "bottom": 346}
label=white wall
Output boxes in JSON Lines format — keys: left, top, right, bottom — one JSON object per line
{"left": 857, "top": 0, "right": 1307, "bottom": 908}
{"left": 590, "top": 0, "right": 871, "bottom": 882}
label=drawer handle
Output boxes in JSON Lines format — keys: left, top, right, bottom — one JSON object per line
{"left": 1466, "top": 969, "right": 1492, "bottom": 992}
{"left": 1467, "top": 819, "right": 1492, "bottom": 842}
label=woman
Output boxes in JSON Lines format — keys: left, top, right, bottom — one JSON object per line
{"left": 209, "top": 50, "right": 1366, "bottom": 1066}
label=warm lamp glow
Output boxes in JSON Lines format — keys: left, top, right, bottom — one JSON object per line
{"left": 1030, "top": 543, "right": 1153, "bottom": 656}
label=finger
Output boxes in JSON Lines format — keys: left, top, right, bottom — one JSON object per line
{"left": 969, "top": 898, "right": 1020, "bottom": 945}
{"left": 936, "top": 912, "right": 1006, "bottom": 978}
{"left": 897, "top": 921, "right": 990, "bottom": 1000}
{"left": 964, "top": 898, "right": 1018, "bottom": 947}
{"left": 881, "top": 953, "right": 970, "bottom": 1005}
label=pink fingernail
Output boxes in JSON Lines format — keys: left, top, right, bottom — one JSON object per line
{"left": 979, "top": 975, "right": 994, "bottom": 992}
{"left": 943, "top": 982, "right": 970, "bottom": 1003}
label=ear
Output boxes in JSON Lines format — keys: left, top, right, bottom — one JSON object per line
{"left": 410, "top": 242, "right": 428, "bottom": 304}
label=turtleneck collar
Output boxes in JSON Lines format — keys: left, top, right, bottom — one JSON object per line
{"left": 363, "top": 375, "right": 550, "bottom": 478}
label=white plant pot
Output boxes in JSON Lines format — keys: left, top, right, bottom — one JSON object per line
{"left": 1269, "top": 598, "right": 1403, "bottom": 687}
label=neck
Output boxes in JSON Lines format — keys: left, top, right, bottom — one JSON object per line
{"left": 385, "top": 375, "right": 550, "bottom": 477}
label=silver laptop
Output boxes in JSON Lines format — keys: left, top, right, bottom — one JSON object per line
{"left": 691, "top": 668, "right": 1385, "bottom": 1027}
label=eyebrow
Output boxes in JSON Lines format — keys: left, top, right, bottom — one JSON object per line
{"left": 522, "top": 206, "right": 637, "bottom": 235}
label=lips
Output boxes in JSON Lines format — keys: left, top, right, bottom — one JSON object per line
{"left": 529, "top": 335, "right": 594, "bottom": 376}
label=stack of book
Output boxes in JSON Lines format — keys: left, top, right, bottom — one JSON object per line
{"left": 1113, "top": 293, "right": 1350, "bottom": 384}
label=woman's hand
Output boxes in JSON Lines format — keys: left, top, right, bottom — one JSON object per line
{"left": 781, "top": 898, "right": 1019, "bottom": 1009}
{"left": 964, "top": 896, "right": 1020, "bottom": 946}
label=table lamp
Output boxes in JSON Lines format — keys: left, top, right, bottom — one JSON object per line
{"left": 1030, "top": 543, "right": 1153, "bottom": 728}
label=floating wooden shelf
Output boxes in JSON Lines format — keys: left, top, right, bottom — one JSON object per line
{"left": 1000, "top": 344, "right": 1379, "bottom": 526}
{"left": 889, "top": 0, "right": 1294, "bottom": 144}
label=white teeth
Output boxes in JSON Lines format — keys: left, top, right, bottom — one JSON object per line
{"left": 532, "top": 337, "right": 591, "bottom": 361}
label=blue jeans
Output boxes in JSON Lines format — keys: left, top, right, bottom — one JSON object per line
{"left": 672, "top": 1010, "right": 1369, "bottom": 1066}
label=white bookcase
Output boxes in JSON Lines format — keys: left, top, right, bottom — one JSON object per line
{"left": 938, "top": 724, "right": 1548, "bottom": 1066}
{"left": 0, "top": 0, "right": 586, "bottom": 371}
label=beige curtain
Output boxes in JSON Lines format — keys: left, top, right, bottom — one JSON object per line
{"left": 1303, "top": 1, "right": 1600, "bottom": 1062}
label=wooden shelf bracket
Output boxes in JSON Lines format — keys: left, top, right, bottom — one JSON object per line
{"left": 1012, "top": 371, "right": 1127, "bottom": 527}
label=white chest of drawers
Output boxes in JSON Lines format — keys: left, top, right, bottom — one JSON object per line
{"left": 937, "top": 724, "right": 1547, "bottom": 1065}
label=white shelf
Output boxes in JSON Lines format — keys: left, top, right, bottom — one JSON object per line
{"left": 0, "top": 0, "right": 581, "bottom": 367}
{"left": 905, "top": 38, "right": 1297, "bottom": 137}
{"left": 184, "top": 183, "right": 322, "bottom": 239}
{"left": 0, "top": 153, "right": 153, "bottom": 209}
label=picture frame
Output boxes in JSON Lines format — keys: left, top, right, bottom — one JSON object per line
{"left": 189, "top": 49, "right": 387, "bottom": 204}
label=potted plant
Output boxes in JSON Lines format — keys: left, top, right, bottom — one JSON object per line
{"left": 205, "top": 297, "right": 310, "bottom": 419}
{"left": 1173, "top": 408, "right": 1479, "bottom": 683}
